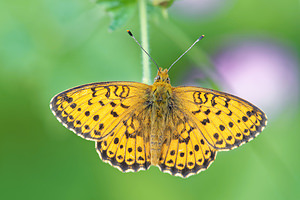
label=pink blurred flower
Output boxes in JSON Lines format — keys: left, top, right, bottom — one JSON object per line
{"left": 170, "top": 0, "right": 233, "bottom": 19}
{"left": 213, "top": 37, "right": 299, "bottom": 118}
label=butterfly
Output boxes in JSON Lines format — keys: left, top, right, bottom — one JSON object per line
{"left": 50, "top": 31, "right": 267, "bottom": 178}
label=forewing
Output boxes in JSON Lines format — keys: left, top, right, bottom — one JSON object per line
{"left": 50, "top": 81, "right": 150, "bottom": 141}
{"left": 173, "top": 86, "right": 267, "bottom": 150}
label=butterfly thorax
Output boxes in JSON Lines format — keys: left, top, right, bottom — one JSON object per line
{"left": 149, "top": 68, "right": 174, "bottom": 165}
{"left": 152, "top": 84, "right": 172, "bottom": 115}
{"left": 151, "top": 68, "right": 173, "bottom": 118}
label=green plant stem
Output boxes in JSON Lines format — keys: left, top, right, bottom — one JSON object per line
{"left": 139, "top": 0, "right": 151, "bottom": 84}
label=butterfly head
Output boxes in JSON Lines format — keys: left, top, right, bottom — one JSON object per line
{"left": 154, "top": 68, "right": 170, "bottom": 84}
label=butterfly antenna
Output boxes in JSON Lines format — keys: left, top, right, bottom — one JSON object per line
{"left": 127, "top": 30, "right": 159, "bottom": 70}
{"left": 168, "top": 35, "right": 205, "bottom": 72}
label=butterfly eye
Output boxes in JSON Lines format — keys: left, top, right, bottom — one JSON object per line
{"left": 154, "top": 76, "right": 161, "bottom": 81}
{"left": 166, "top": 77, "right": 170, "bottom": 82}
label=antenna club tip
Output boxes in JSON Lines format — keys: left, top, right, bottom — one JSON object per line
{"left": 197, "top": 35, "right": 205, "bottom": 41}
{"left": 127, "top": 30, "right": 133, "bottom": 36}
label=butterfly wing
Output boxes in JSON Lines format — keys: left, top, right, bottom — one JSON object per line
{"left": 173, "top": 86, "right": 267, "bottom": 150}
{"left": 50, "top": 82, "right": 152, "bottom": 171}
{"left": 50, "top": 81, "right": 149, "bottom": 140}
{"left": 158, "top": 114, "right": 216, "bottom": 178}
{"left": 96, "top": 107, "right": 151, "bottom": 172}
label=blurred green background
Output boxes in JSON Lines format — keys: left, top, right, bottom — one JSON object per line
{"left": 1, "top": 0, "right": 299, "bottom": 199}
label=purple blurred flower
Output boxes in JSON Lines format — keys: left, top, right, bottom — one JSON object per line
{"left": 214, "top": 38, "right": 299, "bottom": 118}
{"left": 170, "top": 0, "right": 233, "bottom": 19}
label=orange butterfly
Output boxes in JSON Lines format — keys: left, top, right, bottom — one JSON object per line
{"left": 50, "top": 31, "right": 267, "bottom": 178}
